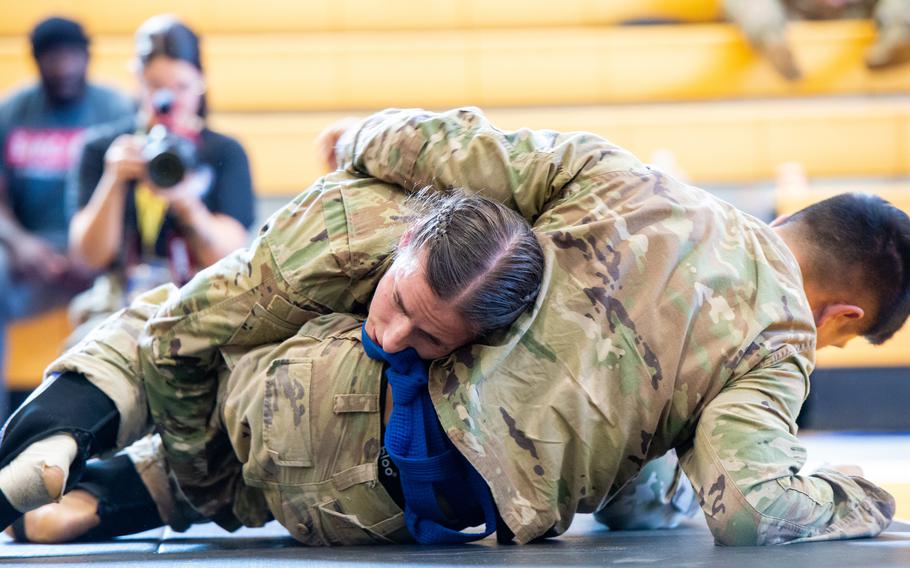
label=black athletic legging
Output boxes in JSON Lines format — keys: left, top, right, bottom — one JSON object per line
{"left": 0, "top": 372, "right": 121, "bottom": 529}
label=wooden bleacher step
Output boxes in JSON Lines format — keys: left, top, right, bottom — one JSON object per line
{"left": 209, "top": 96, "right": 910, "bottom": 196}
{"left": 1, "top": 21, "right": 908, "bottom": 111}
{"left": 0, "top": 0, "right": 722, "bottom": 35}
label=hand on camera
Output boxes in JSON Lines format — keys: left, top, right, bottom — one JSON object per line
{"left": 103, "top": 134, "right": 147, "bottom": 185}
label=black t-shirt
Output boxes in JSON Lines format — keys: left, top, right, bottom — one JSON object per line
{"left": 68, "top": 117, "right": 255, "bottom": 277}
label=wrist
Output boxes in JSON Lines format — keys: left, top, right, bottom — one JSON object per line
{"left": 100, "top": 169, "right": 130, "bottom": 192}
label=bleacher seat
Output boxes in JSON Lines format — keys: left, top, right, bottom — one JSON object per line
{"left": 5, "top": 308, "right": 71, "bottom": 391}
{"left": 2, "top": 21, "right": 908, "bottom": 111}
{"left": 209, "top": 97, "right": 910, "bottom": 196}
{"left": 0, "top": 0, "right": 722, "bottom": 35}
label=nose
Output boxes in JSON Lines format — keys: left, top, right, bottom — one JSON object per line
{"left": 381, "top": 317, "right": 412, "bottom": 353}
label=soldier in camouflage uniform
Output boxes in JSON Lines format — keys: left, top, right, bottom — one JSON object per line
{"left": 724, "top": 0, "right": 910, "bottom": 80}
{"left": 1, "top": 185, "right": 546, "bottom": 544}
{"left": 1, "top": 107, "right": 907, "bottom": 546}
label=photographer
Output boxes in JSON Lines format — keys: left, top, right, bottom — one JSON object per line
{"left": 67, "top": 15, "right": 254, "bottom": 336}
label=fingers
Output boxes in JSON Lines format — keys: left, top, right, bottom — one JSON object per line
{"left": 104, "top": 135, "right": 147, "bottom": 183}
{"left": 315, "top": 117, "right": 360, "bottom": 171}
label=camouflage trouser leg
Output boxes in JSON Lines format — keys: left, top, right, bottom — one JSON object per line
{"left": 218, "top": 317, "right": 411, "bottom": 545}
{"left": 594, "top": 450, "right": 699, "bottom": 530}
{"left": 122, "top": 434, "right": 207, "bottom": 532}
{"left": 47, "top": 284, "right": 179, "bottom": 449}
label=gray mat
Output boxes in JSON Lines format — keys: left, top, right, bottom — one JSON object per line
{"left": 1, "top": 514, "right": 909, "bottom": 567}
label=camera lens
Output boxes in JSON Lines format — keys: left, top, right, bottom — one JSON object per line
{"left": 147, "top": 152, "right": 186, "bottom": 187}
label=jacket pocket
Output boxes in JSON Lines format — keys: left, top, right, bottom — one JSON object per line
{"left": 263, "top": 358, "right": 313, "bottom": 467}
{"left": 229, "top": 295, "right": 318, "bottom": 346}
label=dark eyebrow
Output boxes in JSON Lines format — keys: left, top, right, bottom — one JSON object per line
{"left": 393, "top": 287, "right": 410, "bottom": 317}
{"left": 394, "top": 283, "right": 444, "bottom": 347}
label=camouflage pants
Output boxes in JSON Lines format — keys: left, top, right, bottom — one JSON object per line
{"left": 120, "top": 434, "right": 205, "bottom": 532}
{"left": 594, "top": 450, "right": 699, "bottom": 530}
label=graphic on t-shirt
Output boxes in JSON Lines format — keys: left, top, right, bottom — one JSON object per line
{"left": 4, "top": 127, "right": 85, "bottom": 177}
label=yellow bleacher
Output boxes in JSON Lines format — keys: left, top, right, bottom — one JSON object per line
{"left": 212, "top": 98, "right": 910, "bottom": 196}
{"left": 1, "top": 21, "right": 908, "bottom": 111}
{"left": 0, "top": 0, "right": 721, "bottom": 34}
{"left": 4, "top": 308, "right": 70, "bottom": 391}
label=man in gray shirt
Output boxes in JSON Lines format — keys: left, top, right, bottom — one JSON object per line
{"left": 0, "top": 17, "right": 133, "bottom": 419}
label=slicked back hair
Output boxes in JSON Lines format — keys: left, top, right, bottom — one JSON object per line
{"left": 401, "top": 188, "right": 544, "bottom": 337}
{"left": 787, "top": 192, "right": 910, "bottom": 344}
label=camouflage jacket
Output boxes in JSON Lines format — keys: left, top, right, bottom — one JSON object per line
{"left": 142, "top": 108, "right": 894, "bottom": 545}
{"left": 334, "top": 108, "right": 894, "bottom": 545}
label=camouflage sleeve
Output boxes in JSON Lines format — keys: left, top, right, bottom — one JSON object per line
{"left": 335, "top": 107, "right": 642, "bottom": 224}
{"left": 139, "top": 173, "right": 393, "bottom": 484}
{"left": 678, "top": 354, "right": 895, "bottom": 545}
{"left": 723, "top": 0, "right": 788, "bottom": 47}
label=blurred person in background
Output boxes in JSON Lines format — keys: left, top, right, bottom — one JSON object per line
{"left": 6, "top": 15, "right": 258, "bottom": 542}
{"left": 725, "top": 0, "right": 910, "bottom": 80}
{"left": 67, "top": 14, "right": 255, "bottom": 342}
{"left": 0, "top": 16, "right": 133, "bottom": 421}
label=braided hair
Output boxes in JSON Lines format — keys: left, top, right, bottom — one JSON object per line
{"left": 401, "top": 188, "right": 544, "bottom": 337}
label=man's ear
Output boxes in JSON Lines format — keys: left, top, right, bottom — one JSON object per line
{"left": 816, "top": 303, "right": 865, "bottom": 329}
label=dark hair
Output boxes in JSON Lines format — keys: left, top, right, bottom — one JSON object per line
{"left": 402, "top": 189, "right": 544, "bottom": 337}
{"left": 30, "top": 16, "right": 89, "bottom": 59}
{"left": 135, "top": 15, "right": 207, "bottom": 117}
{"left": 788, "top": 192, "right": 910, "bottom": 344}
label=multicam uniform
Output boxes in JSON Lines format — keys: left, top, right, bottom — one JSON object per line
{"left": 48, "top": 108, "right": 894, "bottom": 546}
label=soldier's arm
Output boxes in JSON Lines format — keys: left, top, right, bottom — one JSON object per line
{"left": 335, "top": 107, "right": 642, "bottom": 224}
{"left": 139, "top": 173, "right": 397, "bottom": 482}
{"left": 678, "top": 354, "right": 895, "bottom": 545}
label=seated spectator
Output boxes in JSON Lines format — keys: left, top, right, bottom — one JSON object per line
{"left": 724, "top": 0, "right": 910, "bottom": 80}
{"left": 0, "top": 17, "right": 133, "bottom": 420}
{"left": 67, "top": 15, "right": 255, "bottom": 342}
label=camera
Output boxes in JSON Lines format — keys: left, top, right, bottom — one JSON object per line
{"left": 142, "top": 90, "right": 198, "bottom": 188}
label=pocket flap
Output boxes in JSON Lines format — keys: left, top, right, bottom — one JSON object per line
{"left": 266, "top": 295, "right": 316, "bottom": 325}
{"left": 263, "top": 358, "right": 313, "bottom": 467}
